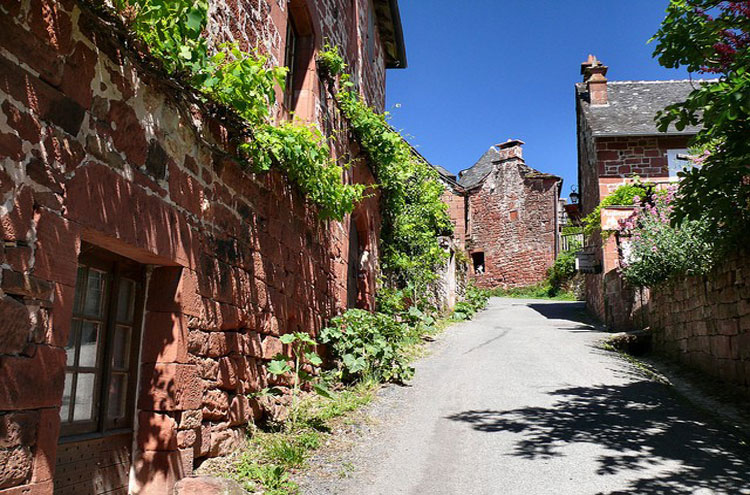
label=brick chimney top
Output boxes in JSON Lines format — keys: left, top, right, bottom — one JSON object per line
{"left": 581, "top": 54, "right": 609, "bottom": 105}
{"left": 494, "top": 139, "right": 524, "bottom": 161}
{"left": 496, "top": 139, "right": 525, "bottom": 150}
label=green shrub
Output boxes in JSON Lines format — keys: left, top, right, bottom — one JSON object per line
{"left": 452, "top": 284, "right": 490, "bottom": 321}
{"left": 547, "top": 243, "right": 580, "bottom": 293}
{"left": 620, "top": 186, "right": 714, "bottom": 287}
{"left": 319, "top": 309, "right": 416, "bottom": 384}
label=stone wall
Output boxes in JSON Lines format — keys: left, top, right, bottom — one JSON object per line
{"left": 0, "top": 0, "right": 387, "bottom": 493}
{"left": 649, "top": 251, "right": 750, "bottom": 394}
{"left": 467, "top": 159, "right": 560, "bottom": 289}
{"left": 577, "top": 129, "right": 692, "bottom": 322}
{"left": 441, "top": 187, "right": 466, "bottom": 251}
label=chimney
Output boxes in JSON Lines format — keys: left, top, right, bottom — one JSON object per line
{"left": 495, "top": 139, "right": 524, "bottom": 161}
{"left": 581, "top": 54, "right": 608, "bottom": 105}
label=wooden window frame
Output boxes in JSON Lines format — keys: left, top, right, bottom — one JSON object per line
{"left": 60, "top": 243, "right": 145, "bottom": 440}
{"left": 284, "top": 16, "right": 299, "bottom": 110}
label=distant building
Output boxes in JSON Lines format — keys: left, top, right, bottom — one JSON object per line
{"left": 456, "top": 140, "right": 562, "bottom": 289}
{"left": 575, "top": 55, "right": 702, "bottom": 327}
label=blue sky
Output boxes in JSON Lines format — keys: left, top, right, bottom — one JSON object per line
{"left": 384, "top": 0, "right": 691, "bottom": 198}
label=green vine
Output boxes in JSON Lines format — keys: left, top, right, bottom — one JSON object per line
{"left": 114, "top": 0, "right": 362, "bottom": 220}
{"left": 113, "top": 0, "right": 452, "bottom": 308}
{"left": 336, "top": 76, "right": 453, "bottom": 307}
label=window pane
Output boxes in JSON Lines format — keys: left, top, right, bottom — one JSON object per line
{"left": 78, "top": 321, "right": 100, "bottom": 367}
{"left": 65, "top": 321, "right": 78, "bottom": 366}
{"left": 60, "top": 372, "right": 73, "bottom": 422}
{"left": 116, "top": 279, "right": 136, "bottom": 323}
{"left": 73, "top": 266, "right": 86, "bottom": 312}
{"left": 107, "top": 374, "right": 127, "bottom": 420}
{"left": 73, "top": 373, "right": 96, "bottom": 421}
{"left": 112, "top": 326, "right": 131, "bottom": 370}
{"left": 83, "top": 269, "right": 107, "bottom": 317}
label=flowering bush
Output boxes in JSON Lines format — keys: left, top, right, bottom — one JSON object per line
{"left": 619, "top": 186, "right": 715, "bottom": 287}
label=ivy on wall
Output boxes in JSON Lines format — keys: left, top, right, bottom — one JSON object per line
{"left": 113, "top": 0, "right": 364, "bottom": 220}
{"left": 111, "top": 0, "right": 452, "bottom": 306}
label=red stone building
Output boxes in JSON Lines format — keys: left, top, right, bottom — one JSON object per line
{"left": 575, "top": 55, "right": 702, "bottom": 327}
{"left": 0, "top": 0, "right": 405, "bottom": 493}
{"left": 457, "top": 140, "right": 562, "bottom": 289}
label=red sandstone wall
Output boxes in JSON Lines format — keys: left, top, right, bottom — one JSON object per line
{"left": 649, "top": 251, "right": 750, "bottom": 394}
{"left": 441, "top": 187, "right": 466, "bottom": 251}
{"left": 578, "top": 130, "right": 692, "bottom": 322}
{"left": 0, "top": 0, "right": 386, "bottom": 493}
{"left": 467, "top": 161, "right": 559, "bottom": 289}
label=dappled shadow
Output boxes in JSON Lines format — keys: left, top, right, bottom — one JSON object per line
{"left": 446, "top": 381, "right": 750, "bottom": 494}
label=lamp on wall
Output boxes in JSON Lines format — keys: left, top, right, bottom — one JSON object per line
{"left": 569, "top": 187, "right": 580, "bottom": 204}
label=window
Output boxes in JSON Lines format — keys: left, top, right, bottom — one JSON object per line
{"left": 472, "top": 252, "right": 485, "bottom": 275}
{"left": 61, "top": 244, "right": 145, "bottom": 437}
{"left": 283, "top": 1, "right": 314, "bottom": 116}
{"left": 284, "top": 17, "right": 298, "bottom": 110}
{"left": 667, "top": 149, "right": 692, "bottom": 180}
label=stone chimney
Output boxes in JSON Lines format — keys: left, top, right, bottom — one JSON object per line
{"left": 495, "top": 139, "right": 524, "bottom": 161}
{"left": 581, "top": 54, "right": 609, "bottom": 105}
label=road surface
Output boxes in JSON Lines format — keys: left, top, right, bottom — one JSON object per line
{"left": 300, "top": 298, "right": 750, "bottom": 495}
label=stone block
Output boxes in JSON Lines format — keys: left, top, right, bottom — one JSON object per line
{"left": 30, "top": 408, "right": 59, "bottom": 483}
{"left": 261, "top": 335, "right": 283, "bottom": 359}
{"left": 173, "top": 476, "right": 246, "bottom": 495}
{"left": 0, "top": 345, "right": 65, "bottom": 410}
{"left": 177, "top": 409, "right": 202, "bottom": 430}
{"left": 141, "top": 311, "right": 189, "bottom": 364}
{"left": 0, "top": 295, "right": 32, "bottom": 355}
{"left": 201, "top": 389, "right": 229, "bottom": 421}
{"left": 0, "top": 446, "right": 33, "bottom": 490}
{"left": 137, "top": 412, "right": 178, "bottom": 451}
{"left": 0, "top": 411, "right": 39, "bottom": 449}
{"left": 138, "top": 363, "right": 201, "bottom": 412}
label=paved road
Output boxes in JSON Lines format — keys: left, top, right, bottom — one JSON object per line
{"left": 303, "top": 298, "right": 750, "bottom": 495}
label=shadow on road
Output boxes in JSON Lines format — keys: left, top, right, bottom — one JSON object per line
{"left": 527, "top": 302, "right": 599, "bottom": 332}
{"left": 445, "top": 381, "right": 750, "bottom": 494}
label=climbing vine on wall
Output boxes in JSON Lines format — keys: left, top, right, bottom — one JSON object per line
{"left": 111, "top": 0, "right": 452, "bottom": 307}
{"left": 112, "top": 0, "right": 364, "bottom": 220}
{"left": 335, "top": 75, "right": 453, "bottom": 307}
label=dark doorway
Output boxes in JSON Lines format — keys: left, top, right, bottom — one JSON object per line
{"left": 472, "top": 252, "right": 485, "bottom": 274}
{"left": 347, "top": 216, "right": 361, "bottom": 308}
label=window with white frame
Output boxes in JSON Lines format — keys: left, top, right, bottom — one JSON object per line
{"left": 667, "top": 149, "right": 692, "bottom": 180}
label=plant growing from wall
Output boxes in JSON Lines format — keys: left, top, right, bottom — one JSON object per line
{"left": 112, "top": 0, "right": 363, "bottom": 220}
{"left": 582, "top": 181, "right": 651, "bottom": 238}
{"left": 267, "top": 332, "right": 331, "bottom": 426}
{"left": 316, "top": 43, "right": 346, "bottom": 80}
{"left": 652, "top": 1, "right": 750, "bottom": 247}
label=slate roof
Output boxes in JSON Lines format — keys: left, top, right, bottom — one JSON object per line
{"left": 576, "top": 80, "right": 714, "bottom": 136}
{"left": 457, "top": 147, "right": 498, "bottom": 189}
{"left": 457, "top": 146, "right": 560, "bottom": 190}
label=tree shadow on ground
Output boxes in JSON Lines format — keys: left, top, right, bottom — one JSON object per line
{"left": 527, "top": 302, "right": 600, "bottom": 333}
{"left": 446, "top": 381, "right": 750, "bottom": 494}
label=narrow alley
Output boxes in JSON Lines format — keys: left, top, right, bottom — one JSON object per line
{"left": 301, "top": 298, "right": 750, "bottom": 495}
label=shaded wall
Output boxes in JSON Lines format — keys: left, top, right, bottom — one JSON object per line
{"left": 0, "top": 0, "right": 385, "bottom": 493}
{"left": 649, "top": 251, "right": 750, "bottom": 394}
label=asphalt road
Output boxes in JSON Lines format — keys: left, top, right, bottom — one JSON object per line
{"left": 303, "top": 298, "right": 750, "bottom": 495}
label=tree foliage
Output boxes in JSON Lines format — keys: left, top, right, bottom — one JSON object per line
{"left": 652, "top": 1, "right": 750, "bottom": 245}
